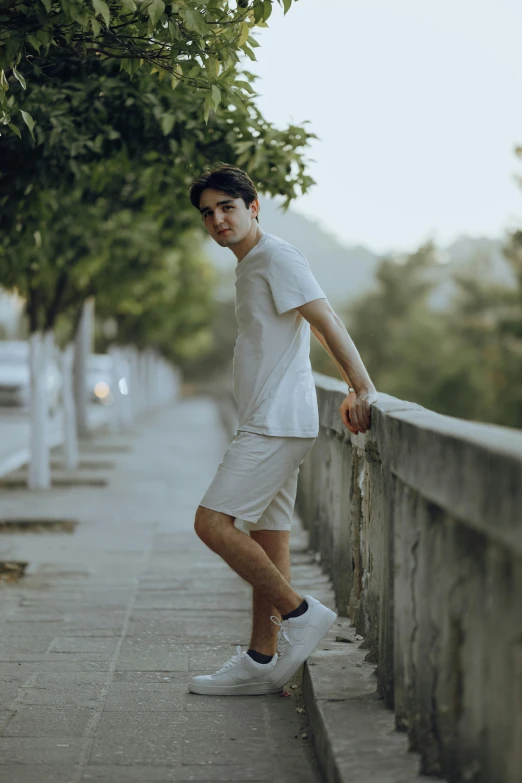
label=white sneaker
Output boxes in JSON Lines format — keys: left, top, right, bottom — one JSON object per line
{"left": 188, "top": 645, "right": 281, "bottom": 695}
{"left": 268, "top": 594, "right": 337, "bottom": 691}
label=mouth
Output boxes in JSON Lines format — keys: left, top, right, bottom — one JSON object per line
{"left": 217, "top": 229, "right": 231, "bottom": 235}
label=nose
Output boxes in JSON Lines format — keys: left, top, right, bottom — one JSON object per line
{"left": 213, "top": 209, "right": 224, "bottom": 227}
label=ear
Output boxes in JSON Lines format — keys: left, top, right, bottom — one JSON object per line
{"left": 250, "top": 198, "right": 260, "bottom": 219}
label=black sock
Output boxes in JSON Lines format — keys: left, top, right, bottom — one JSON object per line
{"left": 281, "top": 598, "right": 308, "bottom": 621}
{"left": 247, "top": 648, "right": 274, "bottom": 664}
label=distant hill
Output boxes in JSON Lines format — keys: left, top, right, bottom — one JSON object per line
{"left": 205, "top": 196, "right": 379, "bottom": 306}
{"left": 205, "top": 197, "right": 517, "bottom": 309}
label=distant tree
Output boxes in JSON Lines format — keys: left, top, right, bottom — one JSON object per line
{"left": 311, "top": 243, "right": 450, "bottom": 406}
{"left": 313, "top": 237, "right": 522, "bottom": 428}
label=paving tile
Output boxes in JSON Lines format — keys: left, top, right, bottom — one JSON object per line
{"left": 114, "top": 652, "right": 188, "bottom": 672}
{"left": 103, "top": 684, "right": 185, "bottom": 712}
{"left": 48, "top": 637, "right": 120, "bottom": 655}
{"left": 2, "top": 706, "right": 95, "bottom": 737}
{"left": 31, "top": 672, "right": 109, "bottom": 690}
{"left": 181, "top": 731, "right": 271, "bottom": 766}
{"left": 0, "top": 764, "right": 77, "bottom": 782}
{"left": 0, "top": 736, "right": 84, "bottom": 764}
{"left": 89, "top": 717, "right": 184, "bottom": 766}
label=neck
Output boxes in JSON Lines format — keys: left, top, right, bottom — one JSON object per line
{"left": 232, "top": 224, "right": 264, "bottom": 262}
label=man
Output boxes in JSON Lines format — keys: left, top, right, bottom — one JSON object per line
{"left": 188, "top": 164, "right": 378, "bottom": 696}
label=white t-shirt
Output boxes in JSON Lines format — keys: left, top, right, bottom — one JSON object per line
{"left": 233, "top": 232, "right": 327, "bottom": 437}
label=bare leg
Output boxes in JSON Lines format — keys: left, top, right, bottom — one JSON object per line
{"left": 194, "top": 506, "right": 302, "bottom": 617}
{"left": 248, "top": 529, "right": 291, "bottom": 656}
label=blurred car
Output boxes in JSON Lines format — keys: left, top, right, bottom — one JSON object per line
{"left": 87, "top": 353, "right": 129, "bottom": 406}
{"left": 0, "top": 340, "right": 62, "bottom": 414}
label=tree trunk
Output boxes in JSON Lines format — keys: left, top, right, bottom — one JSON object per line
{"left": 74, "top": 297, "right": 94, "bottom": 437}
{"left": 28, "top": 330, "right": 51, "bottom": 490}
{"left": 61, "top": 343, "right": 79, "bottom": 471}
{"left": 108, "top": 345, "right": 129, "bottom": 433}
{"left": 120, "top": 346, "right": 133, "bottom": 428}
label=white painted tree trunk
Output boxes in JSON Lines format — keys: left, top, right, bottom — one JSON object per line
{"left": 61, "top": 343, "right": 79, "bottom": 471}
{"left": 28, "top": 331, "right": 51, "bottom": 490}
{"left": 108, "top": 346, "right": 128, "bottom": 433}
{"left": 119, "top": 345, "right": 133, "bottom": 428}
{"left": 74, "top": 298, "right": 94, "bottom": 437}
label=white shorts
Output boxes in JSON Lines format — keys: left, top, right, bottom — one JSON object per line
{"left": 199, "top": 430, "right": 316, "bottom": 532}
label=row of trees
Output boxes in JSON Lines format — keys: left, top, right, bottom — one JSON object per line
{"left": 0, "top": 0, "right": 313, "bottom": 487}
{"left": 312, "top": 226, "right": 522, "bottom": 430}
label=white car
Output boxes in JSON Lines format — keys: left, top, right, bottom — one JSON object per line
{"left": 0, "top": 340, "right": 62, "bottom": 414}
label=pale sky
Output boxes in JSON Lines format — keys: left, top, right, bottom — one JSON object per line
{"left": 248, "top": 0, "right": 522, "bottom": 254}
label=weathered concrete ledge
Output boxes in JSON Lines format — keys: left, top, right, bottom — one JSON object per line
{"left": 296, "top": 373, "right": 522, "bottom": 783}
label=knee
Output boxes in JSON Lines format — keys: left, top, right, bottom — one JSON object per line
{"left": 194, "top": 506, "right": 214, "bottom": 542}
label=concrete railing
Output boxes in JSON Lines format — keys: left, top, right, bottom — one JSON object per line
{"left": 296, "top": 373, "right": 522, "bottom": 783}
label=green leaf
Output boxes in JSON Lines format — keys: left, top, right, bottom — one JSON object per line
{"left": 253, "top": 3, "right": 265, "bottom": 23}
{"left": 161, "top": 113, "right": 175, "bottom": 135}
{"left": 170, "top": 63, "right": 183, "bottom": 89}
{"left": 36, "top": 29, "right": 51, "bottom": 45}
{"left": 0, "top": 71, "right": 8, "bottom": 92}
{"left": 283, "top": 0, "right": 292, "bottom": 13}
{"left": 92, "top": 0, "right": 110, "bottom": 28}
{"left": 39, "top": 0, "right": 51, "bottom": 11}
{"left": 205, "top": 58, "right": 220, "bottom": 80}
{"left": 204, "top": 93, "right": 212, "bottom": 124}
{"left": 20, "top": 109, "right": 35, "bottom": 136}
{"left": 180, "top": 7, "right": 207, "bottom": 36}
{"left": 147, "top": 0, "right": 165, "bottom": 27}
{"left": 91, "top": 17, "right": 101, "bottom": 37}
{"left": 8, "top": 122, "right": 21, "bottom": 139}
{"left": 12, "top": 67, "right": 26, "bottom": 90}
{"left": 26, "top": 35, "right": 41, "bottom": 54}
{"left": 238, "top": 22, "right": 249, "bottom": 47}
{"left": 241, "top": 43, "right": 256, "bottom": 61}
{"left": 211, "top": 84, "right": 221, "bottom": 110}
{"left": 120, "top": 59, "right": 132, "bottom": 75}
{"left": 262, "top": 1, "right": 272, "bottom": 21}
{"left": 234, "top": 79, "right": 254, "bottom": 94}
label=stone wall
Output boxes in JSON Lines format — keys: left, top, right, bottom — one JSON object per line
{"left": 296, "top": 373, "right": 522, "bottom": 783}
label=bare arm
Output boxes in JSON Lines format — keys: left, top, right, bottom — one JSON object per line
{"left": 297, "top": 298, "right": 377, "bottom": 433}
{"left": 310, "top": 323, "right": 354, "bottom": 388}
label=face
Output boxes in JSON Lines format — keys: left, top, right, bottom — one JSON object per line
{"left": 199, "top": 188, "right": 259, "bottom": 247}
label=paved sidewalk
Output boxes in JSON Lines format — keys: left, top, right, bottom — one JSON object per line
{"left": 0, "top": 395, "right": 327, "bottom": 783}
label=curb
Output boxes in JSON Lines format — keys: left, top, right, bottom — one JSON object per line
{"left": 302, "top": 609, "right": 433, "bottom": 782}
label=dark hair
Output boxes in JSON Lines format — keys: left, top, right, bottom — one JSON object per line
{"left": 189, "top": 163, "right": 260, "bottom": 222}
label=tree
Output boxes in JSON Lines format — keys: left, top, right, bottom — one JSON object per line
{"left": 0, "top": 50, "right": 315, "bottom": 328}
{"left": 0, "top": 50, "right": 315, "bottom": 486}
{"left": 0, "top": 0, "right": 297, "bottom": 136}
{"left": 313, "top": 243, "right": 441, "bottom": 398}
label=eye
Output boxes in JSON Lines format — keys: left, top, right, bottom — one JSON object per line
{"left": 223, "top": 205, "right": 233, "bottom": 211}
